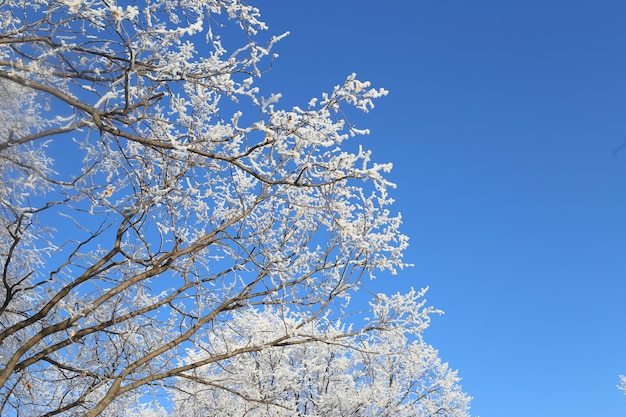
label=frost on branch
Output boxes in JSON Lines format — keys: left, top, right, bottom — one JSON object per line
{"left": 174, "top": 305, "right": 471, "bottom": 417}
{"left": 0, "top": 1, "right": 468, "bottom": 416}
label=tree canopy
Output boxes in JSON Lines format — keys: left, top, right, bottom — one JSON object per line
{"left": 0, "top": 1, "right": 470, "bottom": 415}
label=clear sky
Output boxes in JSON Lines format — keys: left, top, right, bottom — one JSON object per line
{"left": 257, "top": 1, "right": 626, "bottom": 416}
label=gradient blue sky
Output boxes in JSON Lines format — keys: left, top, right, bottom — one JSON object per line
{"left": 257, "top": 1, "right": 626, "bottom": 416}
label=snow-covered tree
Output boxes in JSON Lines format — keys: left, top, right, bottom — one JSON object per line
{"left": 0, "top": 1, "right": 469, "bottom": 415}
{"left": 174, "top": 293, "right": 470, "bottom": 417}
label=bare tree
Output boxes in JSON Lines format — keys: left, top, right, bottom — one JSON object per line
{"left": 0, "top": 1, "right": 468, "bottom": 416}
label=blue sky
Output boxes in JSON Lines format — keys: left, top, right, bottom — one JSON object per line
{"left": 258, "top": 1, "right": 626, "bottom": 416}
